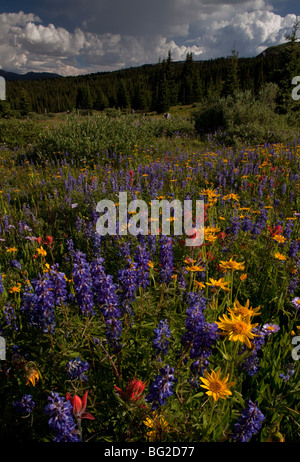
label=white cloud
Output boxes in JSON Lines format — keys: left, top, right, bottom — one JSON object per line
{"left": 0, "top": 6, "right": 299, "bottom": 76}
{"left": 192, "top": 10, "right": 299, "bottom": 58}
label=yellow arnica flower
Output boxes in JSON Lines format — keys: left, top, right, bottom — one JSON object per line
{"left": 222, "top": 193, "right": 239, "bottom": 201}
{"left": 229, "top": 299, "right": 261, "bottom": 318}
{"left": 9, "top": 283, "right": 21, "bottom": 293}
{"left": 272, "top": 235, "right": 286, "bottom": 244}
{"left": 216, "top": 312, "right": 259, "bottom": 348}
{"left": 184, "top": 258, "right": 196, "bottom": 265}
{"left": 219, "top": 258, "right": 245, "bottom": 272}
{"left": 6, "top": 247, "right": 18, "bottom": 253}
{"left": 206, "top": 277, "right": 231, "bottom": 292}
{"left": 274, "top": 252, "right": 286, "bottom": 261}
{"left": 25, "top": 365, "right": 40, "bottom": 386}
{"left": 37, "top": 246, "right": 47, "bottom": 257}
{"left": 143, "top": 412, "right": 170, "bottom": 441}
{"left": 185, "top": 265, "right": 205, "bottom": 272}
{"left": 200, "top": 368, "right": 235, "bottom": 402}
{"left": 240, "top": 273, "right": 247, "bottom": 281}
{"left": 194, "top": 281, "right": 206, "bottom": 290}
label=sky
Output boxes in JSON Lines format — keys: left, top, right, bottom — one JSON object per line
{"left": 0, "top": 0, "right": 300, "bottom": 76}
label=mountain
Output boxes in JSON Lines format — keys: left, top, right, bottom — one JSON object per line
{"left": 0, "top": 69, "right": 61, "bottom": 81}
{"left": 258, "top": 41, "right": 300, "bottom": 59}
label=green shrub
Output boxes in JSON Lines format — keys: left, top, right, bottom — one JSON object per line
{"left": 193, "top": 83, "right": 300, "bottom": 146}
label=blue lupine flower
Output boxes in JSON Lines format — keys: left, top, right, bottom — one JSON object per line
{"left": 0, "top": 273, "right": 4, "bottom": 295}
{"left": 66, "top": 238, "right": 75, "bottom": 261}
{"left": 181, "top": 292, "right": 207, "bottom": 348}
{"left": 279, "top": 364, "right": 295, "bottom": 382}
{"left": 13, "top": 394, "right": 35, "bottom": 415}
{"left": 21, "top": 274, "right": 56, "bottom": 334}
{"left": 145, "top": 364, "right": 177, "bottom": 410}
{"left": 240, "top": 327, "right": 266, "bottom": 376}
{"left": 225, "top": 216, "right": 241, "bottom": 237}
{"left": 153, "top": 319, "right": 171, "bottom": 357}
{"left": 288, "top": 240, "right": 299, "bottom": 258}
{"left": 288, "top": 275, "right": 299, "bottom": 294}
{"left": 189, "top": 321, "right": 218, "bottom": 360}
{"left": 159, "top": 236, "right": 174, "bottom": 283}
{"left": 93, "top": 231, "right": 102, "bottom": 256}
{"left": 232, "top": 399, "right": 265, "bottom": 442}
{"left": 9, "top": 260, "right": 22, "bottom": 270}
{"left": 48, "top": 263, "right": 68, "bottom": 305}
{"left": 4, "top": 302, "right": 18, "bottom": 330}
{"left": 91, "top": 257, "right": 122, "bottom": 350}
{"left": 66, "top": 356, "right": 90, "bottom": 381}
{"left": 72, "top": 251, "right": 95, "bottom": 316}
{"left": 118, "top": 257, "right": 138, "bottom": 312}
{"left": 44, "top": 391, "right": 80, "bottom": 442}
{"left": 134, "top": 243, "right": 151, "bottom": 289}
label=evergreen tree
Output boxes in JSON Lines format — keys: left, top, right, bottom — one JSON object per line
{"left": 0, "top": 100, "right": 12, "bottom": 118}
{"left": 166, "top": 50, "right": 178, "bottom": 106}
{"left": 221, "top": 45, "right": 240, "bottom": 98}
{"left": 94, "top": 88, "right": 109, "bottom": 111}
{"left": 132, "top": 82, "right": 149, "bottom": 111}
{"left": 192, "top": 69, "right": 203, "bottom": 102}
{"left": 153, "top": 59, "right": 170, "bottom": 113}
{"left": 117, "top": 80, "right": 131, "bottom": 110}
{"left": 179, "top": 52, "right": 195, "bottom": 105}
{"left": 76, "top": 86, "right": 93, "bottom": 110}
{"left": 19, "top": 89, "right": 32, "bottom": 116}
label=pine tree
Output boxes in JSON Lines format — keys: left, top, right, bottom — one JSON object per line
{"left": 153, "top": 59, "right": 170, "bottom": 113}
{"left": 166, "top": 50, "right": 178, "bottom": 106}
{"left": 94, "top": 88, "right": 109, "bottom": 111}
{"left": 76, "top": 86, "right": 93, "bottom": 110}
{"left": 221, "top": 45, "right": 240, "bottom": 98}
{"left": 19, "top": 89, "right": 32, "bottom": 116}
{"left": 117, "top": 80, "right": 131, "bottom": 110}
{"left": 192, "top": 69, "right": 203, "bottom": 102}
{"left": 0, "top": 100, "right": 12, "bottom": 118}
{"left": 179, "top": 52, "right": 195, "bottom": 105}
{"left": 132, "top": 82, "right": 149, "bottom": 111}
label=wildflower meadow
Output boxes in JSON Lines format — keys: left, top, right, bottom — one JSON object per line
{"left": 0, "top": 110, "right": 299, "bottom": 444}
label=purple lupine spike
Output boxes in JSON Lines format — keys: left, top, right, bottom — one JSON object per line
{"left": 13, "top": 394, "right": 35, "bottom": 415}
{"left": 159, "top": 235, "right": 174, "bottom": 283}
{"left": 44, "top": 392, "right": 80, "bottom": 442}
{"left": 72, "top": 251, "right": 95, "bottom": 316}
{"left": 232, "top": 399, "right": 265, "bottom": 442}
{"left": 153, "top": 319, "right": 171, "bottom": 357}
{"left": 145, "top": 364, "right": 177, "bottom": 410}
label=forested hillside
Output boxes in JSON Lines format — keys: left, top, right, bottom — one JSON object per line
{"left": 2, "top": 39, "right": 300, "bottom": 115}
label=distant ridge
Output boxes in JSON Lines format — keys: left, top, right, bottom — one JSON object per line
{"left": 258, "top": 41, "right": 300, "bottom": 59}
{"left": 0, "top": 69, "right": 61, "bottom": 81}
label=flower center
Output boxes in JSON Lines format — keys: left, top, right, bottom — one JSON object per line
{"left": 210, "top": 380, "right": 223, "bottom": 393}
{"left": 233, "top": 320, "right": 249, "bottom": 335}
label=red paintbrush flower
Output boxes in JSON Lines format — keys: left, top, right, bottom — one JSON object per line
{"left": 44, "top": 236, "right": 54, "bottom": 246}
{"left": 268, "top": 225, "right": 283, "bottom": 237}
{"left": 114, "top": 377, "right": 147, "bottom": 402}
{"left": 66, "top": 390, "right": 95, "bottom": 420}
